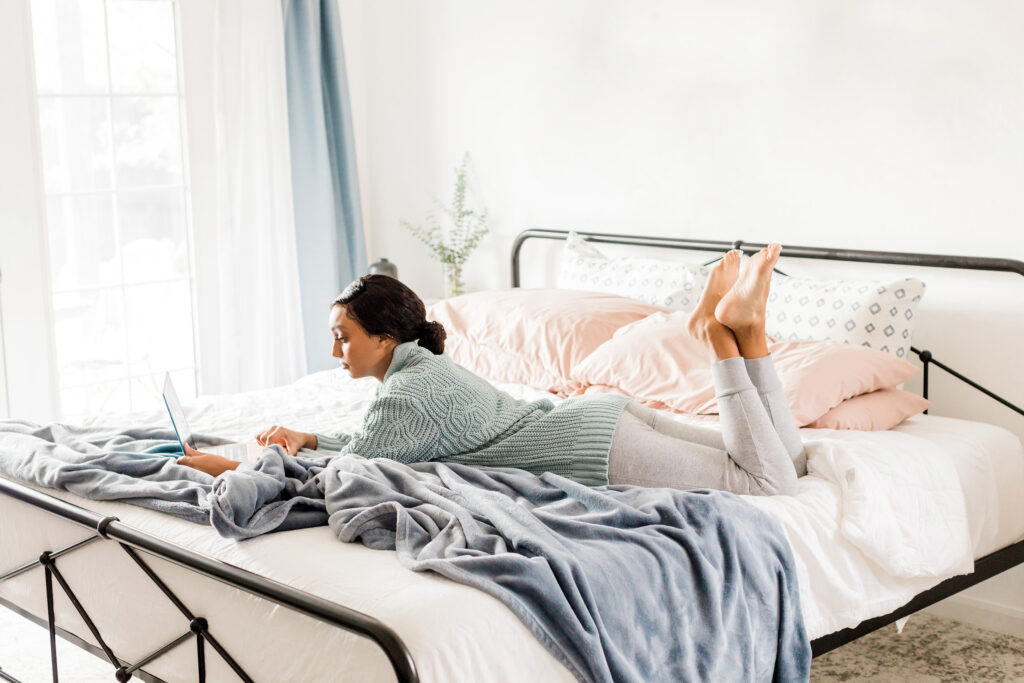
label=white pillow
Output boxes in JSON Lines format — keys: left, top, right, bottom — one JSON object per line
{"left": 766, "top": 275, "right": 926, "bottom": 359}
{"left": 556, "top": 232, "right": 709, "bottom": 310}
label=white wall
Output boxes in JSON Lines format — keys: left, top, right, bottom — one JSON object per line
{"left": 338, "top": 0, "right": 1024, "bottom": 636}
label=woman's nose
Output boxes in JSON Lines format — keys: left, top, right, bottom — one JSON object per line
{"left": 332, "top": 340, "right": 343, "bottom": 358}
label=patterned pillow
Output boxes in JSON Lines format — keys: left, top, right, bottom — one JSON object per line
{"left": 556, "top": 232, "right": 709, "bottom": 310}
{"left": 765, "top": 275, "right": 926, "bottom": 359}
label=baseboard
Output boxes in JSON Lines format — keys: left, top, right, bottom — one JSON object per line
{"left": 925, "top": 594, "right": 1024, "bottom": 639}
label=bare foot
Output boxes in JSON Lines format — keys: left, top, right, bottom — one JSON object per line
{"left": 687, "top": 250, "right": 741, "bottom": 348}
{"left": 714, "top": 243, "right": 781, "bottom": 333}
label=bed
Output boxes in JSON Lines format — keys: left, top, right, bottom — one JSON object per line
{"left": 1, "top": 229, "right": 1022, "bottom": 682}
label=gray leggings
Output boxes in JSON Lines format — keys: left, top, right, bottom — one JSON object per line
{"left": 607, "top": 355, "right": 806, "bottom": 496}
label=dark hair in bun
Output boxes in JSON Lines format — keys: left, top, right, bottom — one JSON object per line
{"left": 332, "top": 275, "right": 446, "bottom": 355}
{"left": 414, "top": 320, "right": 446, "bottom": 355}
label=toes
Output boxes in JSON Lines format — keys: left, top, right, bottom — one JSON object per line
{"left": 716, "top": 250, "right": 739, "bottom": 274}
{"left": 712, "top": 253, "right": 733, "bottom": 276}
{"left": 753, "top": 244, "right": 780, "bottom": 271}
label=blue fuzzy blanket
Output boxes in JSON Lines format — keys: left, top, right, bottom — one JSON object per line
{"left": 0, "top": 421, "right": 810, "bottom": 682}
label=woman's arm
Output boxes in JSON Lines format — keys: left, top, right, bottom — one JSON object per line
{"left": 335, "top": 393, "right": 437, "bottom": 463}
{"left": 177, "top": 444, "right": 241, "bottom": 477}
{"left": 312, "top": 431, "right": 355, "bottom": 452}
{"left": 255, "top": 425, "right": 318, "bottom": 454}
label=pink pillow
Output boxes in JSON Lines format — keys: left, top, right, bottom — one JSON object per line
{"left": 570, "top": 310, "right": 921, "bottom": 425}
{"left": 764, "top": 339, "right": 920, "bottom": 425}
{"left": 567, "top": 311, "right": 715, "bottom": 411}
{"left": 427, "top": 289, "right": 664, "bottom": 394}
{"left": 805, "top": 389, "right": 930, "bottom": 430}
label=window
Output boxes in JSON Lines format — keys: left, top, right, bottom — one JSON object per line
{"left": 30, "top": 0, "right": 197, "bottom": 420}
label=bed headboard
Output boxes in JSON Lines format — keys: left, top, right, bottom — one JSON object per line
{"left": 509, "top": 228, "right": 1024, "bottom": 423}
{"left": 510, "top": 228, "right": 1024, "bottom": 287}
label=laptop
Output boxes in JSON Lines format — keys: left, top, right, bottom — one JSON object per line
{"left": 162, "top": 374, "right": 264, "bottom": 462}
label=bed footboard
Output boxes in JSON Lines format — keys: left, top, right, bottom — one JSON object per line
{"left": 0, "top": 476, "right": 419, "bottom": 683}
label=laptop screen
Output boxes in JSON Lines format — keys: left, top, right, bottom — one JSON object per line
{"left": 162, "top": 373, "right": 197, "bottom": 450}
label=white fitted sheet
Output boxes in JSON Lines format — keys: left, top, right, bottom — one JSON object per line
{"left": 1, "top": 368, "right": 1022, "bottom": 681}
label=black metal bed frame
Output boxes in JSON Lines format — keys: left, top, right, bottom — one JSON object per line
{"left": 0, "top": 478, "right": 419, "bottom": 683}
{"left": 0, "top": 228, "right": 1020, "bottom": 681}
{"left": 511, "top": 228, "right": 1024, "bottom": 657}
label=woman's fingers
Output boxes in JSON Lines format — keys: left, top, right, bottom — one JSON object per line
{"left": 264, "top": 426, "right": 281, "bottom": 445}
{"left": 178, "top": 452, "right": 238, "bottom": 477}
{"left": 255, "top": 426, "right": 311, "bottom": 456}
{"left": 256, "top": 427, "right": 276, "bottom": 446}
{"left": 182, "top": 444, "right": 217, "bottom": 460}
{"left": 256, "top": 425, "right": 283, "bottom": 446}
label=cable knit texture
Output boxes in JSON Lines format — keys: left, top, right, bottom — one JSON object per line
{"left": 315, "top": 342, "right": 631, "bottom": 486}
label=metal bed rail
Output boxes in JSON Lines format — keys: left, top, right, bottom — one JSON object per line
{"left": 0, "top": 477, "right": 419, "bottom": 683}
{"left": 510, "top": 228, "right": 1024, "bottom": 286}
{"left": 811, "top": 539, "right": 1024, "bottom": 657}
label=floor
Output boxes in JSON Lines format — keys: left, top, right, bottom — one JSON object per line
{"left": 0, "top": 603, "right": 112, "bottom": 683}
{"left": 0, "top": 604, "right": 1022, "bottom": 682}
{"left": 811, "top": 614, "right": 1024, "bottom": 682}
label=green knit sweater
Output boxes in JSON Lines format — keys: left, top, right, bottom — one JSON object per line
{"left": 315, "top": 342, "right": 630, "bottom": 486}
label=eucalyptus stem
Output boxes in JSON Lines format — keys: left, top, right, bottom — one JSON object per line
{"left": 401, "top": 153, "right": 489, "bottom": 297}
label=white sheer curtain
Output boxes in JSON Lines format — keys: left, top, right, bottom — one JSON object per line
{"left": 196, "top": 0, "right": 307, "bottom": 394}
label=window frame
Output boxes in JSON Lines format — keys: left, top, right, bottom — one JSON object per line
{"left": 0, "top": 0, "right": 214, "bottom": 422}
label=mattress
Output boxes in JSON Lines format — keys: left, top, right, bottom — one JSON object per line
{"left": 1, "top": 368, "right": 1022, "bottom": 682}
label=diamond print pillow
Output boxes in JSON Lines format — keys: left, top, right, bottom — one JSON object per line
{"left": 556, "top": 232, "right": 709, "bottom": 310}
{"left": 765, "top": 275, "right": 926, "bottom": 359}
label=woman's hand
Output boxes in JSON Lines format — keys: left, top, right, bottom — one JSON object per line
{"left": 178, "top": 445, "right": 241, "bottom": 477}
{"left": 255, "top": 425, "right": 317, "bottom": 456}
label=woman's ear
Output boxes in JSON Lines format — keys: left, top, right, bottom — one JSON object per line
{"left": 376, "top": 334, "right": 399, "bottom": 351}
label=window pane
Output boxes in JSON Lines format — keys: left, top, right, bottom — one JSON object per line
{"left": 37, "top": 97, "right": 113, "bottom": 193}
{"left": 32, "top": 0, "right": 197, "bottom": 423}
{"left": 52, "top": 289, "right": 126, "bottom": 389}
{"left": 118, "top": 188, "right": 188, "bottom": 284}
{"left": 30, "top": 0, "right": 109, "bottom": 94}
{"left": 61, "top": 380, "right": 131, "bottom": 422}
{"left": 107, "top": 0, "right": 178, "bottom": 94}
{"left": 124, "top": 281, "right": 194, "bottom": 376}
{"left": 112, "top": 96, "right": 183, "bottom": 187}
{"left": 47, "top": 194, "right": 119, "bottom": 291}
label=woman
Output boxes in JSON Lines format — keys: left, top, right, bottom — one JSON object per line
{"left": 180, "top": 244, "right": 804, "bottom": 496}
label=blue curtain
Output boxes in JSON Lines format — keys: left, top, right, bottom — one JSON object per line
{"left": 282, "top": 0, "right": 366, "bottom": 373}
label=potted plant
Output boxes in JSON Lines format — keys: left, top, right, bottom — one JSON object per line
{"left": 402, "top": 153, "right": 489, "bottom": 298}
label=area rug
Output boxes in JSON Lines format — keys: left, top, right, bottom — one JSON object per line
{"left": 812, "top": 613, "right": 1024, "bottom": 682}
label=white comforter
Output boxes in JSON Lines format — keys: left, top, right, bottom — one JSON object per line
{"left": 74, "top": 367, "right": 1023, "bottom": 650}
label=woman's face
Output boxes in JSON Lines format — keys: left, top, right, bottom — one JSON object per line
{"left": 329, "top": 305, "right": 397, "bottom": 381}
